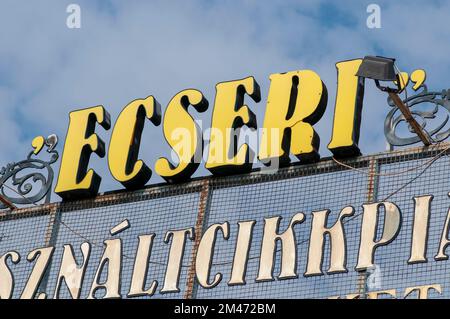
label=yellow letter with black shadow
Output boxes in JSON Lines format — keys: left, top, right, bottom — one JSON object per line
{"left": 108, "top": 96, "right": 161, "bottom": 189}
{"left": 258, "top": 70, "right": 327, "bottom": 166}
{"left": 328, "top": 59, "right": 365, "bottom": 157}
{"left": 55, "top": 106, "right": 111, "bottom": 199}
{"left": 155, "top": 89, "right": 208, "bottom": 182}
{"left": 206, "top": 76, "right": 261, "bottom": 175}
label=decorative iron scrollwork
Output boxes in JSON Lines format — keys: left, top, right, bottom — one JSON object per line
{"left": 384, "top": 70, "right": 450, "bottom": 146}
{"left": 0, "top": 135, "right": 59, "bottom": 209}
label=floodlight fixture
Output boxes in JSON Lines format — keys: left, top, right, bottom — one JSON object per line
{"left": 356, "top": 55, "right": 432, "bottom": 146}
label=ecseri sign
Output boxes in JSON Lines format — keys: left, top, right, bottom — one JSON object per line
{"left": 54, "top": 59, "right": 368, "bottom": 200}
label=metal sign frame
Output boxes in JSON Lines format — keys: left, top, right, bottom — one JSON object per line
{"left": 1, "top": 142, "right": 449, "bottom": 299}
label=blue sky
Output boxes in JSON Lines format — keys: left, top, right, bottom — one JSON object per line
{"left": 0, "top": 0, "right": 449, "bottom": 195}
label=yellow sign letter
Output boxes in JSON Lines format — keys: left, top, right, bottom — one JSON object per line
{"left": 327, "top": 59, "right": 365, "bottom": 157}
{"left": 206, "top": 76, "right": 261, "bottom": 175}
{"left": 259, "top": 70, "right": 327, "bottom": 166}
{"left": 155, "top": 89, "right": 208, "bottom": 182}
{"left": 108, "top": 96, "right": 161, "bottom": 189}
{"left": 55, "top": 106, "right": 111, "bottom": 199}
